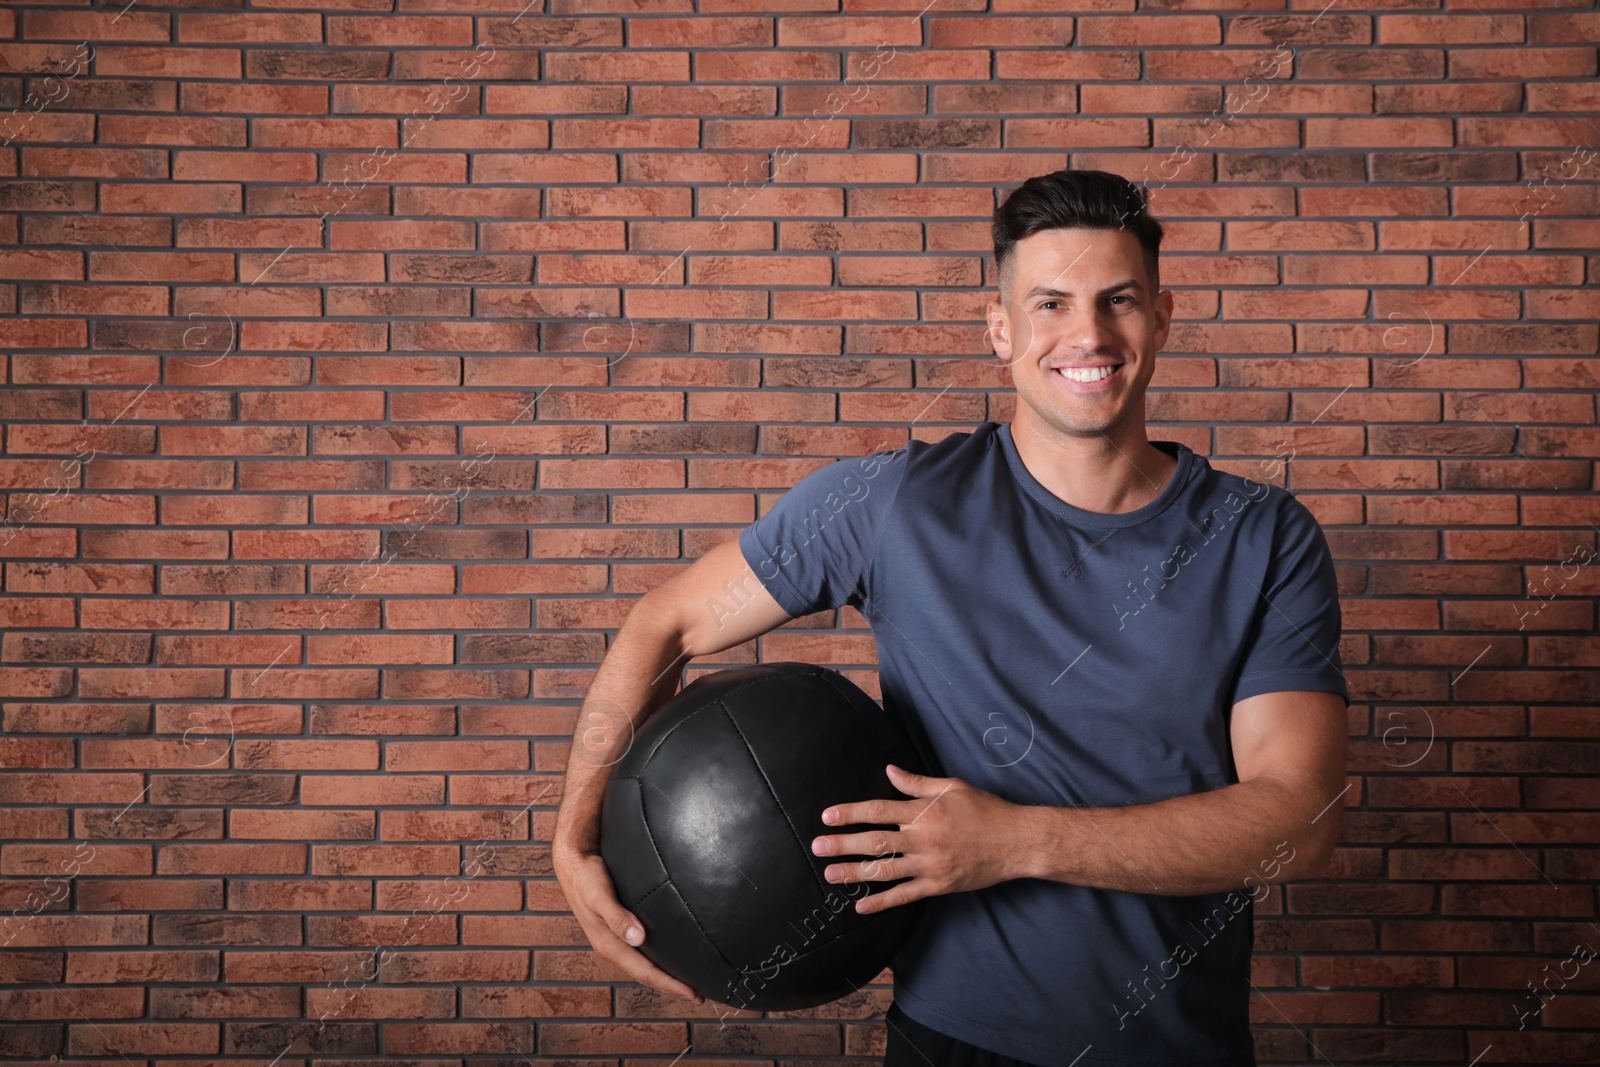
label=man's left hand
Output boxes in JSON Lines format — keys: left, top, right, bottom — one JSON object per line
{"left": 809, "top": 764, "right": 1035, "bottom": 913}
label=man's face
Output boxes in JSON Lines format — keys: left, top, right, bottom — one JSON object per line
{"left": 986, "top": 226, "right": 1172, "bottom": 440}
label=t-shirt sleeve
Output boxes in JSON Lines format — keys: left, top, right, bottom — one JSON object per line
{"left": 737, "top": 446, "right": 909, "bottom": 619}
{"left": 1229, "top": 494, "right": 1349, "bottom": 707}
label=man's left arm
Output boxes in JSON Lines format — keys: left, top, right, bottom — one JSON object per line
{"left": 810, "top": 690, "right": 1348, "bottom": 909}
{"left": 1012, "top": 495, "right": 1354, "bottom": 897}
{"left": 1012, "top": 687, "right": 1349, "bottom": 894}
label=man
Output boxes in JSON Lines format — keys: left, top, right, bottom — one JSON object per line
{"left": 553, "top": 169, "right": 1349, "bottom": 1067}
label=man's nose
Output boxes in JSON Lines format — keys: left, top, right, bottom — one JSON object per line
{"left": 1069, "top": 305, "right": 1117, "bottom": 353}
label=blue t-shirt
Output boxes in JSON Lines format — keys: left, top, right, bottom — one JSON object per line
{"left": 737, "top": 420, "right": 1347, "bottom": 1067}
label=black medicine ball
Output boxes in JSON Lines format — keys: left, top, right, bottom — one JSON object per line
{"left": 599, "top": 661, "right": 930, "bottom": 1011}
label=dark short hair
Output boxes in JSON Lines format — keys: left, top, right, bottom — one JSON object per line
{"left": 992, "top": 169, "right": 1165, "bottom": 302}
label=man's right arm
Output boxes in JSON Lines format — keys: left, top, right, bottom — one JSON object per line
{"left": 553, "top": 534, "right": 793, "bottom": 853}
{"left": 551, "top": 534, "right": 795, "bottom": 1004}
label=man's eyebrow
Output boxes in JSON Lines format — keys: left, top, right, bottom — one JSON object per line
{"left": 1022, "top": 278, "right": 1145, "bottom": 300}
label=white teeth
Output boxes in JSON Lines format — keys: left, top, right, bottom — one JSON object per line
{"left": 1057, "top": 365, "right": 1116, "bottom": 383}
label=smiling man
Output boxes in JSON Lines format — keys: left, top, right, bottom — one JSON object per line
{"left": 553, "top": 169, "right": 1349, "bottom": 1067}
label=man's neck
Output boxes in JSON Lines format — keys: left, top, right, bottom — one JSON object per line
{"left": 1008, "top": 417, "right": 1178, "bottom": 516}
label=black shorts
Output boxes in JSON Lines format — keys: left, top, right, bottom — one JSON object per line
{"left": 883, "top": 1001, "right": 1048, "bottom": 1067}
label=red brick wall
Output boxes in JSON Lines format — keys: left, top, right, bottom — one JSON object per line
{"left": 2, "top": 2, "right": 1598, "bottom": 1064}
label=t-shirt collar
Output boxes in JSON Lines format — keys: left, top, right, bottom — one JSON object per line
{"left": 996, "top": 420, "right": 1194, "bottom": 529}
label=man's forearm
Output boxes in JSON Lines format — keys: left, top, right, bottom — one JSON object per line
{"left": 1013, "top": 775, "right": 1344, "bottom": 896}
{"left": 552, "top": 598, "right": 691, "bottom": 858}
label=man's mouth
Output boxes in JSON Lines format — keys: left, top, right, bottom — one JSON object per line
{"left": 1054, "top": 364, "right": 1122, "bottom": 383}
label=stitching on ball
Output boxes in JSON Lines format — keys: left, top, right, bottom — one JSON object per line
{"left": 637, "top": 774, "right": 737, "bottom": 970}
{"left": 630, "top": 879, "right": 670, "bottom": 908}
{"left": 719, "top": 700, "right": 843, "bottom": 941}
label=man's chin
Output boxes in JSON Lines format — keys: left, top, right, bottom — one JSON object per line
{"left": 1030, "top": 410, "right": 1126, "bottom": 441}
{"left": 1018, "top": 385, "right": 1149, "bottom": 439}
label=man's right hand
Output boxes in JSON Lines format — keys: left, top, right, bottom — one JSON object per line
{"left": 554, "top": 846, "right": 707, "bottom": 1006}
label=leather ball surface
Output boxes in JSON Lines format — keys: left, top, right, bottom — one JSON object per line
{"left": 599, "top": 661, "right": 929, "bottom": 1011}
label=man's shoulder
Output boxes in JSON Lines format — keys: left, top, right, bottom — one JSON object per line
{"left": 1191, "top": 453, "right": 1322, "bottom": 533}
{"left": 888, "top": 421, "right": 1001, "bottom": 481}
{"left": 1186, "top": 460, "right": 1336, "bottom": 594}
{"left": 798, "top": 423, "right": 997, "bottom": 501}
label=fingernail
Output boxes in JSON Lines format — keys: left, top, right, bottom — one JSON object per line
{"left": 625, "top": 925, "right": 643, "bottom": 945}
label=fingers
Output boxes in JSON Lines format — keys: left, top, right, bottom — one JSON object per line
{"left": 849, "top": 878, "right": 921, "bottom": 914}
{"left": 596, "top": 904, "right": 706, "bottom": 1005}
{"left": 822, "top": 801, "right": 883, "bottom": 826}
{"left": 607, "top": 940, "right": 706, "bottom": 1006}
{"left": 602, "top": 902, "right": 645, "bottom": 948}
{"left": 590, "top": 912, "right": 706, "bottom": 1005}
{"left": 822, "top": 853, "right": 900, "bottom": 886}
{"left": 821, "top": 793, "right": 922, "bottom": 828}
{"left": 560, "top": 853, "right": 706, "bottom": 1007}
{"left": 811, "top": 829, "right": 896, "bottom": 858}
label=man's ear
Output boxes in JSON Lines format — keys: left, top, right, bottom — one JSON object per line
{"left": 1153, "top": 287, "right": 1174, "bottom": 352}
{"left": 986, "top": 297, "right": 1009, "bottom": 356}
